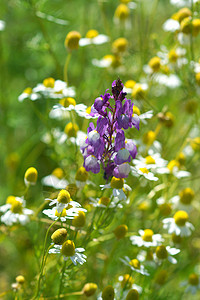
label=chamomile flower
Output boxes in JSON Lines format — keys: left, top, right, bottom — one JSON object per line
{"left": 79, "top": 29, "right": 109, "bottom": 46}
{"left": 154, "top": 245, "right": 180, "bottom": 264}
{"left": 43, "top": 206, "right": 86, "bottom": 221}
{"left": 100, "top": 177, "right": 131, "bottom": 201}
{"left": 118, "top": 274, "right": 142, "bottom": 294}
{"left": 133, "top": 153, "right": 167, "bottom": 172}
{"left": 170, "top": 188, "right": 195, "bottom": 212}
{"left": 162, "top": 210, "right": 194, "bottom": 236}
{"left": 92, "top": 54, "right": 121, "bottom": 69}
{"left": 0, "top": 197, "right": 33, "bottom": 226}
{"left": 120, "top": 256, "right": 149, "bottom": 276}
{"left": 49, "top": 240, "right": 86, "bottom": 265}
{"left": 89, "top": 196, "right": 112, "bottom": 208}
{"left": 156, "top": 159, "right": 191, "bottom": 178}
{"left": 181, "top": 273, "right": 200, "bottom": 294}
{"left": 130, "top": 229, "right": 164, "bottom": 248}
{"left": 131, "top": 166, "right": 159, "bottom": 181}
{"left": 163, "top": 18, "right": 180, "bottom": 32}
{"left": 42, "top": 168, "right": 68, "bottom": 189}
{"left": 45, "top": 189, "right": 82, "bottom": 213}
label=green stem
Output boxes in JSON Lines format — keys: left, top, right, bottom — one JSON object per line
{"left": 64, "top": 53, "right": 72, "bottom": 85}
{"left": 58, "top": 260, "right": 67, "bottom": 299}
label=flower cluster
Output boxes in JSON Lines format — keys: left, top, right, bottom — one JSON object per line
{"left": 81, "top": 79, "right": 139, "bottom": 180}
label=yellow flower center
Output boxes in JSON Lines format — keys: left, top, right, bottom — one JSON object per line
{"left": 23, "top": 87, "right": 32, "bottom": 94}
{"left": 75, "top": 167, "right": 89, "bottom": 182}
{"left": 57, "top": 190, "right": 71, "bottom": 204}
{"left": 61, "top": 240, "right": 75, "bottom": 257}
{"left": 120, "top": 274, "right": 134, "bottom": 289}
{"left": 6, "top": 196, "right": 16, "bottom": 205}
{"left": 168, "top": 49, "right": 179, "bottom": 63}
{"left": 86, "top": 29, "right": 99, "bottom": 39}
{"left": 55, "top": 208, "right": 67, "bottom": 217}
{"left": 64, "top": 31, "right": 81, "bottom": 51}
{"left": 126, "top": 289, "right": 139, "bottom": 300}
{"left": 177, "top": 7, "right": 191, "bottom": 23}
{"left": 98, "top": 196, "right": 110, "bottom": 206}
{"left": 176, "top": 152, "right": 186, "bottom": 165}
{"left": 86, "top": 106, "right": 91, "bottom": 114}
{"left": 142, "top": 229, "right": 154, "bottom": 242}
{"left": 148, "top": 56, "right": 161, "bottom": 72}
{"left": 115, "top": 4, "right": 130, "bottom": 20}
{"left": 145, "top": 156, "right": 155, "bottom": 165}
{"left": 167, "top": 160, "right": 180, "bottom": 172}
{"left": 52, "top": 168, "right": 64, "bottom": 179}
{"left": 72, "top": 211, "right": 86, "bottom": 228}
{"left": 190, "top": 137, "right": 200, "bottom": 151}
{"left": 180, "top": 17, "right": 192, "bottom": 34}
{"left": 156, "top": 245, "right": 168, "bottom": 260}
{"left": 24, "top": 167, "right": 38, "bottom": 184}
{"left": 114, "top": 224, "right": 128, "bottom": 239}
{"left": 51, "top": 228, "right": 67, "bottom": 245}
{"left": 188, "top": 273, "right": 199, "bottom": 286}
{"left": 174, "top": 210, "right": 189, "bottom": 226}
{"left": 132, "top": 105, "right": 140, "bottom": 116}
{"left": 129, "top": 259, "right": 140, "bottom": 269}
{"left": 192, "top": 19, "right": 200, "bottom": 36}
{"left": 43, "top": 77, "right": 55, "bottom": 88}
{"left": 102, "top": 285, "right": 115, "bottom": 300}
{"left": 139, "top": 168, "right": 149, "bottom": 174}
{"left": 83, "top": 283, "right": 98, "bottom": 297}
{"left": 59, "top": 97, "right": 76, "bottom": 108}
{"left": 10, "top": 199, "right": 23, "bottom": 214}
{"left": 132, "top": 84, "right": 146, "bottom": 99}
{"left": 125, "top": 80, "right": 136, "bottom": 89}
{"left": 112, "top": 38, "right": 128, "bottom": 53}
{"left": 110, "top": 177, "right": 124, "bottom": 189}
{"left": 16, "top": 275, "right": 25, "bottom": 285}
{"left": 64, "top": 122, "right": 79, "bottom": 138}
{"left": 179, "top": 188, "right": 194, "bottom": 205}
{"left": 143, "top": 131, "right": 156, "bottom": 146}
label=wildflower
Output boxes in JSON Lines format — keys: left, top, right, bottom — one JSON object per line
{"left": 133, "top": 153, "right": 167, "bottom": 173}
{"left": 42, "top": 168, "right": 68, "bottom": 189}
{"left": 51, "top": 228, "right": 68, "bottom": 245}
{"left": 126, "top": 289, "right": 139, "bottom": 300}
{"left": 131, "top": 166, "right": 159, "bottom": 181}
{"left": 64, "top": 122, "right": 79, "bottom": 138}
{"left": 24, "top": 167, "right": 38, "bottom": 186}
{"left": 79, "top": 29, "right": 109, "bottom": 46}
{"left": 75, "top": 166, "right": 89, "bottom": 188}
{"left": 114, "top": 4, "right": 130, "bottom": 27}
{"left": 43, "top": 206, "right": 85, "bottom": 221}
{"left": 72, "top": 211, "right": 86, "bottom": 228}
{"left": 83, "top": 283, "right": 98, "bottom": 297}
{"left": 114, "top": 224, "right": 128, "bottom": 239}
{"left": 181, "top": 273, "right": 200, "bottom": 294}
{"left": 100, "top": 177, "right": 132, "bottom": 201}
{"left": 90, "top": 196, "right": 111, "bottom": 208}
{"left": 0, "top": 197, "right": 33, "bottom": 226}
{"left": 92, "top": 54, "right": 121, "bottom": 69}
{"left": 130, "top": 229, "right": 164, "bottom": 247}
{"left": 120, "top": 256, "right": 149, "bottom": 276}
{"left": 148, "top": 56, "right": 161, "bottom": 73}
{"left": 49, "top": 240, "right": 86, "bottom": 265}
{"left": 101, "top": 285, "right": 115, "bottom": 300}
{"left": 154, "top": 245, "right": 180, "bottom": 264}
{"left": 163, "top": 210, "right": 194, "bottom": 236}
{"left": 112, "top": 38, "right": 128, "bottom": 54}
{"left": 65, "top": 31, "right": 81, "bottom": 51}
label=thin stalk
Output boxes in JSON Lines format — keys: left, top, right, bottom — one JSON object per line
{"left": 63, "top": 52, "right": 72, "bottom": 85}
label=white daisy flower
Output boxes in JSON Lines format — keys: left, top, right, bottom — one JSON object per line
{"left": 49, "top": 240, "right": 86, "bottom": 265}
{"left": 180, "top": 273, "right": 200, "bottom": 294}
{"left": 79, "top": 29, "right": 109, "bottom": 46}
{"left": 137, "top": 250, "right": 156, "bottom": 267}
{"left": 133, "top": 153, "right": 167, "bottom": 172}
{"left": 154, "top": 245, "right": 180, "bottom": 264}
{"left": 156, "top": 160, "right": 191, "bottom": 178}
{"left": 154, "top": 73, "right": 181, "bottom": 88}
{"left": 162, "top": 19, "right": 180, "bottom": 32}
{"left": 163, "top": 210, "right": 194, "bottom": 237}
{"left": 0, "top": 197, "right": 33, "bottom": 226}
{"left": 92, "top": 55, "right": 114, "bottom": 68}
{"left": 45, "top": 189, "right": 82, "bottom": 214}
{"left": 120, "top": 256, "right": 150, "bottom": 276}
{"left": 130, "top": 229, "right": 164, "bottom": 248}
{"left": 42, "top": 168, "right": 68, "bottom": 189}
{"left": 43, "top": 206, "right": 86, "bottom": 221}
{"left": 131, "top": 166, "right": 159, "bottom": 181}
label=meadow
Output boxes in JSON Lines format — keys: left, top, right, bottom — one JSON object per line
{"left": 0, "top": 0, "right": 200, "bottom": 299}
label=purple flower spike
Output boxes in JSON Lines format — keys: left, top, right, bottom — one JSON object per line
{"left": 81, "top": 78, "right": 139, "bottom": 178}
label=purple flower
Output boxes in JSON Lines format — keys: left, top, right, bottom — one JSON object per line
{"left": 84, "top": 155, "right": 100, "bottom": 173}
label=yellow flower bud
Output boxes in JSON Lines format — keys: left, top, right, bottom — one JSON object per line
{"left": 102, "top": 285, "right": 115, "bottom": 300}
{"left": 98, "top": 197, "right": 110, "bottom": 206}
{"left": 126, "top": 289, "right": 139, "bottom": 300}
{"left": 59, "top": 97, "right": 76, "bottom": 108}
{"left": 16, "top": 275, "right": 25, "bottom": 285}
{"left": 112, "top": 38, "right": 128, "bottom": 54}
{"left": 192, "top": 19, "right": 200, "bottom": 36}
{"left": 52, "top": 168, "right": 64, "bottom": 179}
{"left": 125, "top": 80, "right": 136, "bottom": 89}
{"left": 83, "top": 283, "right": 98, "bottom": 297}
{"left": 177, "top": 7, "right": 191, "bottom": 23}
{"left": 75, "top": 167, "right": 89, "bottom": 182}
{"left": 168, "top": 49, "right": 178, "bottom": 63}
{"left": 159, "top": 203, "right": 172, "bottom": 216}
{"left": 142, "top": 229, "right": 154, "bottom": 242}
{"left": 143, "top": 131, "right": 156, "bottom": 146}
{"left": 57, "top": 190, "right": 71, "bottom": 204}
{"left": 145, "top": 156, "right": 155, "bottom": 164}
{"left": 129, "top": 259, "right": 140, "bottom": 269}
{"left": 114, "top": 4, "right": 130, "bottom": 21}
{"left": 114, "top": 224, "right": 128, "bottom": 239}
{"left": 156, "top": 245, "right": 168, "bottom": 259}
{"left": 188, "top": 273, "right": 199, "bottom": 286}
{"left": 190, "top": 137, "right": 200, "bottom": 151}
{"left": 64, "top": 122, "right": 79, "bottom": 137}
{"left": 180, "top": 17, "right": 192, "bottom": 34}
{"left": 179, "top": 188, "right": 194, "bottom": 205}
{"left": 72, "top": 211, "right": 86, "bottom": 228}
{"left": 132, "top": 105, "right": 141, "bottom": 116}
{"left": 23, "top": 87, "right": 32, "bottom": 94}
{"left": 51, "top": 228, "right": 67, "bottom": 245}
{"left": 65, "top": 31, "right": 81, "bottom": 51}
{"left": 148, "top": 56, "right": 161, "bottom": 72}
{"left": 24, "top": 167, "right": 38, "bottom": 185}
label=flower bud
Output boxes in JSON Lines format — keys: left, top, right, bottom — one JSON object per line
{"left": 61, "top": 240, "right": 75, "bottom": 257}
{"left": 75, "top": 167, "right": 89, "bottom": 182}
{"left": 16, "top": 275, "right": 25, "bottom": 285}
{"left": 114, "top": 224, "right": 128, "bottom": 239}
{"left": 43, "top": 77, "right": 55, "bottom": 88}
{"left": 110, "top": 177, "right": 124, "bottom": 189}
{"left": 83, "top": 283, "right": 98, "bottom": 297}
{"left": 114, "top": 4, "right": 130, "bottom": 21}
{"left": 51, "top": 228, "right": 67, "bottom": 245}
{"left": 64, "top": 122, "right": 79, "bottom": 138}
{"left": 112, "top": 38, "right": 128, "bottom": 54}
{"left": 65, "top": 31, "right": 81, "bottom": 51}
{"left": 57, "top": 190, "right": 71, "bottom": 204}
{"left": 126, "top": 289, "right": 139, "bottom": 300}
{"left": 24, "top": 167, "right": 38, "bottom": 185}
{"left": 52, "top": 168, "right": 64, "bottom": 179}
{"left": 102, "top": 285, "right": 115, "bottom": 300}
{"left": 72, "top": 211, "right": 86, "bottom": 228}
{"left": 148, "top": 56, "right": 161, "bottom": 72}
